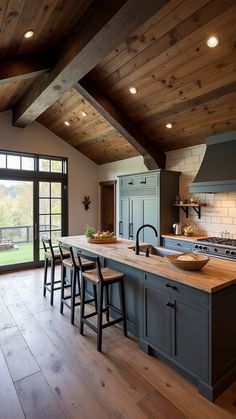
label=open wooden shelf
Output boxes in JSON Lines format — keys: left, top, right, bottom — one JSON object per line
{"left": 173, "top": 203, "right": 206, "bottom": 219}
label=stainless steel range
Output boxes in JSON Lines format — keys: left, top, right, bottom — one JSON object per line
{"left": 193, "top": 237, "right": 236, "bottom": 260}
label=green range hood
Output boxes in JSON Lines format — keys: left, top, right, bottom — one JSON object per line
{"left": 189, "top": 130, "right": 236, "bottom": 193}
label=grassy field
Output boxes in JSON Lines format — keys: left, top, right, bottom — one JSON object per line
{"left": 0, "top": 243, "right": 34, "bottom": 266}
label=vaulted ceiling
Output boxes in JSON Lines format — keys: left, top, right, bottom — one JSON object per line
{"left": 1, "top": 0, "right": 236, "bottom": 168}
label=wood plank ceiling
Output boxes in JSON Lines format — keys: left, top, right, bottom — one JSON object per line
{"left": 1, "top": 0, "right": 236, "bottom": 165}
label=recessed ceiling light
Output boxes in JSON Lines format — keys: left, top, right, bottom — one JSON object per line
{"left": 166, "top": 123, "right": 172, "bottom": 129}
{"left": 206, "top": 36, "right": 219, "bottom": 48}
{"left": 64, "top": 121, "right": 70, "bottom": 126}
{"left": 24, "top": 30, "right": 34, "bottom": 39}
{"left": 129, "top": 86, "right": 137, "bottom": 95}
{"left": 80, "top": 110, "right": 87, "bottom": 117}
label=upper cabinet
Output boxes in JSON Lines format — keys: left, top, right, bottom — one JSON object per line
{"left": 118, "top": 170, "right": 180, "bottom": 245}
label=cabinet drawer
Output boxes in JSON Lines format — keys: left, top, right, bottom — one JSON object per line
{"left": 162, "top": 238, "right": 193, "bottom": 253}
{"left": 143, "top": 272, "right": 208, "bottom": 306}
{"left": 120, "top": 174, "right": 157, "bottom": 189}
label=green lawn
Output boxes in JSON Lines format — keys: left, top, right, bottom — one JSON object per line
{"left": 0, "top": 243, "right": 34, "bottom": 266}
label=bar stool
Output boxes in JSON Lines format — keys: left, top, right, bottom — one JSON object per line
{"left": 59, "top": 243, "right": 97, "bottom": 325}
{"left": 77, "top": 252, "right": 127, "bottom": 352}
{"left": 42, "top": 238, "right": 70, "bottom": 306}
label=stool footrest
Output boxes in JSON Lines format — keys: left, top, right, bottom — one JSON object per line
{"left": 45, "top": 285, "right": 61, "bottom": 293}
{"left": 107, "top": 304, "right": 122, "bottom": 315}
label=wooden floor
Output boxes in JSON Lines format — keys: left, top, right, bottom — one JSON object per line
{"left": 0, "top": 268, "right": 236, "bottom": 419}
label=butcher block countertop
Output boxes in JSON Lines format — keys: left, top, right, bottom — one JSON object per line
{"left": 60, "top": 236, "right": 236, "bottom": 293}
{"left": 161, "top": 234, "right": 207, "bottom": 242}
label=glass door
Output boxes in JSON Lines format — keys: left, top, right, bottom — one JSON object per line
{"left": 39, "top": 181, "right": 63, "bottom": 260}
{"left": 0, "top": 180, "right": 34, "bottom": 267}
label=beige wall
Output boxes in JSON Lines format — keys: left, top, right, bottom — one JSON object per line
{"left": 0, "top": 111, "right": 99, "bottom": 234}
{"left": 99, "top": 146, "right": 236, "bottom": 239}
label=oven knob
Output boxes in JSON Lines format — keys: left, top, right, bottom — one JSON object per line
{"left": 225, "top": 250, "right": 230, "bottom": 255}
{"left": 199, "top": 245, "right": 203, "bottom": 250}
{"left": 194, "top": 244, "right": 199, "bottom": 249}
{"left": 214, "top": 248, "right": 218, "bottom": 252}
{"left": 202, "top": 246, "right": 207, "bottom": 250}
{"left": 230, "top": 251, "right": 235, "bottom": 256}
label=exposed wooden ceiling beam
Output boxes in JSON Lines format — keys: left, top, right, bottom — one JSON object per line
{"left": 13, "top": 0, "right": 168, "bottom": 128}
{"left": 75, "top": 76, "right": 166, "bottom": 169}
{"left": 0, "top": 52, "right": 56, "bottom": 84}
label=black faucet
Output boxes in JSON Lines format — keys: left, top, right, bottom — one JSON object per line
{"left": 135, "top": 224, "right": 158, "bottom": 255}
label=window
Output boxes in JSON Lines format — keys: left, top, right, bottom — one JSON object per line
{"left": 0, "top": 151, "right": 67, "bottom": 174}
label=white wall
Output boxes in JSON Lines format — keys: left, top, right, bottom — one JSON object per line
{"left": 99, "top": 146, "right": 236, "bottom": 239}
{"left": 0, "top": 111, "right": 99, "bottom": 234}
{"left": 98, "top": 156, "right": 147, "bottom": 181}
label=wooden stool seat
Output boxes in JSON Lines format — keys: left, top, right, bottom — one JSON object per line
{"left": 83, "top": 267, "right": 124, "bottom": 284}
{"left": 59, "top": 244, "right": 96, "bottom": 325}
{"left": 45, "top": 250, "right": 70, "bottom": 260}
{"left": 62, "top": 257, "right": 93, "bottom": 269}
{"left": 78, "top": 252, "right": 127, "bottom": 352}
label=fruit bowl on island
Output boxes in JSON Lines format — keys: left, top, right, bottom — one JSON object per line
{"left": 84, "top": 226, "right": 117, "bottom": 243}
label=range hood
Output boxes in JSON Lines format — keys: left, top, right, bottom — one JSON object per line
{"left": 189, "top": 131, "right": 236, "bottom": 193}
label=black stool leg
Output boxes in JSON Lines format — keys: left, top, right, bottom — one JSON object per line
{"left": 50, "top": 258, "right": 55, "bottom": 306}
{"left": 93, "top": 284, "right": 98, "bottom": 312}
{"left": 60, "top": 265, "right": 66, "bottom": 314}
{"left": 43, "top": 257, "right": 48, "bottom": 297}
{"left": 105, "top": 285, "right": 110, "bottom": 322}
{"left": 80, "top": 276, "right": 85, "bottom": 335}
{"left": 119, "top": 280, "right": 127, "bottom": 337}
{"left": 71, "top": 268, "right": 76, "bottom": 325}
{"left": 97, "top": 283, "right": 103, "bottom": 352}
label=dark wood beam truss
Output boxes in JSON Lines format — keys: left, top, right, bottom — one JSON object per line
{"left": 75, "top": 76, "right": 166, "bottom": 169}
{"left": 0, "top": 52, "right": 56, "bottom": 84}
{"left": 13, "top": 0, "right": 168, "bottom": 127}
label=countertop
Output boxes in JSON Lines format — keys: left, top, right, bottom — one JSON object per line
{"left": 161, "top": 234, "right": 207, "bottom": 242}
{"left": 60, "top": 236, "right": 236, "bottom": 293}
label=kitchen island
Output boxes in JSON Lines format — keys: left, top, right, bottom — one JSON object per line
{"left": 60, "top": 235, "right": 236, "bottom": 402}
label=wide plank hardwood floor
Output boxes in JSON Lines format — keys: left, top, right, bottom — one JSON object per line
{"left": 0, "top": 267, "right": 236, "bottom": 419}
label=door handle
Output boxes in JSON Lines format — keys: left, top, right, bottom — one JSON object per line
{"left": 119, "top": 221, "right": 123, "bottom": 235}
{"left": 129, "top": 222, "right": 133, "bottom": 238}
{"left": 166, "top": 302, "right": 175, "bottom": 308}
{"left": 166, "top": 284, "right": 177, "bottom": 290}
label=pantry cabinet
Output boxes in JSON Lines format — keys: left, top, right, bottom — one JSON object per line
{"left": 118, "top": 170, "right": 180, "bottom": 245}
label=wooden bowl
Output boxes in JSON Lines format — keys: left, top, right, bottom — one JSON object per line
{"left": 87, "top": 237, "right": 117, "bottom": 244}
{"left": 164, "top": 253, "right": 210, "bottom": 271}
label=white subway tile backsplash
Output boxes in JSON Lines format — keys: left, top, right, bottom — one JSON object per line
{"left": 166, "top": 144, "right": 236, "bottom": 236}
{"left": 229, "top": 208, "right": 236, "bottom": 217}
{"left": 222, "top": 201, "right": 235, "bottom": 208}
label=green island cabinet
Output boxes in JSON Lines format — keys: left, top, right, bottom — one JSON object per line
{"left": 118, "top": 170, "right": 180, "bottom": 245}
{"left": 104, "top": 258, "right": 236, "bottom": 402}
{"left": 162, "top": 237, "right": 193, "bottom": 253}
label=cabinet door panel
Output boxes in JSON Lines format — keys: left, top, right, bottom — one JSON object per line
{"left": 143, "top": 197, "right": 158, "bottom": 244}
{"left": 171, "top": 297, "right": 208, "bottom": 380}
{"left": 130, "top": 197, "right": 142, "bottom": 240}
{"left": 143, "top": 284, "right": 171, "bottom": 355}
{"left": 120, "top": 198, "right": 129, "bottom": 239}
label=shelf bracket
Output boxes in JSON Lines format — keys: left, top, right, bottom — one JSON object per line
{"left": 180, "top": 206, "right": 189, "bottom": 218}
{"left": 192, "top": 206, "right": 201, "bottom": 219}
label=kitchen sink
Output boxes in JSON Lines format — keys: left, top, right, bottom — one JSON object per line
{"left": 129, "top": 245, "right": 182, "bottom": 257}
{"left": 149, "top": 246, "right": 183, "bottom": 257}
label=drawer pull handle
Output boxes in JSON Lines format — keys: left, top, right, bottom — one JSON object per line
{"left": 128, "top": 181, "right": 133, "bottom": 185}
{"left": 166, "top": 302, "right": 175, "bottom": 308}
{"left": 166, "top": 284, "right": 177, "bottom": 290}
